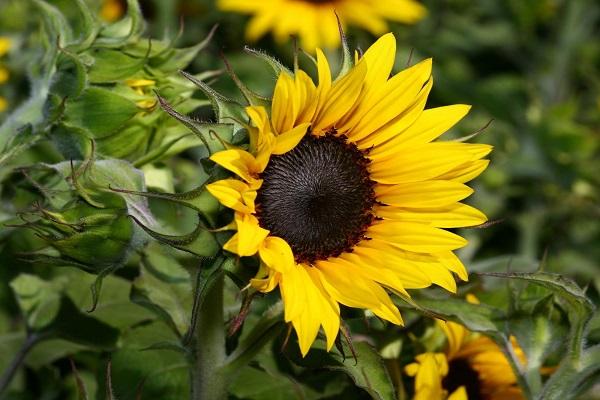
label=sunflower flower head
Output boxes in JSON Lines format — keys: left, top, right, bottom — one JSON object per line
{"left": 218, "top": 0, "right": 427, "bottom": 50}
{"left": 405, "top": 318, "right": 526, "bottom": 400}
{"left": 0, "top": 36, "right": 10, "bottom": 113}
{"left": 206, "top": 32, "right": 491, "bottom": 356}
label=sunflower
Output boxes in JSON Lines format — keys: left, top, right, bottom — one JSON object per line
{"left": 405, "top": 306, "right": 525, "bottom": 399}
{"left": 0, "top": 36, "right": 10, "bottom": 113}
{"left": 100, "top": 0, "right": 126, "bottom": 22}
{"left": 217, "top": 0, "right": 427, "bottom": 50}
{"left": 207, "top": 33, "right": 491, "bottom": 356}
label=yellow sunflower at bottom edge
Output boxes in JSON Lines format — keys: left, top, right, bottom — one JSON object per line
{"left": 206, "top": 32, "right": 492, "bottom": 356}
{"left": 405, "top": 297, "right": 525, "bottom": 400}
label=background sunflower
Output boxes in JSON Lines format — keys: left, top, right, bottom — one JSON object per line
{"left": 217, "top": 0, "right": 426, "bottom": 50}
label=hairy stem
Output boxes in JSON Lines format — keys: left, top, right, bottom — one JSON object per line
{"left": 190, "top": 272, "right": 226, "bottom": 400}
{"left": 0, "top": 333, "right": 43, "bottom": 395}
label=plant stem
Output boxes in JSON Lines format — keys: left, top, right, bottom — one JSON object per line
{"left": 0, "top": 333, "right": 42, "bottom": 395}
{"left": 190, "top": 271, "right": 227, "bottom": 400}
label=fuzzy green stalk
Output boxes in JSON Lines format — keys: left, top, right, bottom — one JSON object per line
{"left": 191, "top": 272, "right": 227, "bottom": 400}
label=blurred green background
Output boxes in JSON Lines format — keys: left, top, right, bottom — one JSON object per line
{"left": 0, "top": 0, "right": 598, "bottom": 399}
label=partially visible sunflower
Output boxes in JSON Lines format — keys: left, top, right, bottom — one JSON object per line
{"left": 217, "top": 0, "right": 426, "bottom": 50}
{"left": 0, "top": 36, "right": 11, "bottom": 113}
{"left": 405, "top": 299, "right": 525, "bottom": 400}
{"left": 101, "top": 0, "right": 126, "bottom": 22}
{"left": 207, "top": 33, "right": 491, "bottom": 356}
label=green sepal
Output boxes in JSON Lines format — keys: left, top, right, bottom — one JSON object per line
{"left": 179, "top": 71, "right": 247, "bottom": 128}
{"left": 222, "top": 55, "right": 271, "bottom": 108}
{"left": 51, "top": 50, "right": 88, "bottom": 98}
{"left": 33, "top": 0, "right": 74, "bottom": 47}
{"left": 64, "top": 87, "right": 139, "bottom": 138}
{"left": 95, "top": 0, "right": 145, "bottom": 47}
{"left": 129, "top": 214, "right": 219, "bottom": 257}
{"left": 156, "top": 94, "right": 234, "bottom": 154}
{"left": 244, "top": 46, "right": 293, "bottom": 77}
{"left": 85, "top": 48, "right": 146, "bottom": 82}
{"left": 110, "top": 184, "right": 220, "bottom": 225}
{"left": 335, "top": 13, "right": 354, "bottom": 80}
{"left": 149, "top": 25, "right": 217, "bottom": 73}
{"left": 71, "top": 0, "right": 100, "bottom": 51}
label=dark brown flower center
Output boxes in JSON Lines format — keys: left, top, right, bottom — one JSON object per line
{"left": 256, "top": 131, "right": 375, "bottom": 264}
{"left": 443, "top": 358, "right": 483, "bottom": 400}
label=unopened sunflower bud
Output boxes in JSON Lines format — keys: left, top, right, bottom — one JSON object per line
{"left": 33, "top": 201, "right": 134, "bottom": 271}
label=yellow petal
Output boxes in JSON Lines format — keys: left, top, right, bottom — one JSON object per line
{"left": 271, "top": 73, "right": 296, "bottom": 133}
{"left": 258, "top": 236, "right": 295, "bottom": 273}
{"left": 368, "top": 220, "right": 468, "bottom": 253}
{"left": 316, "top": 259, "right": 403, "bottom": 325}
{"left": 210, "top": 149, "right": 260, "bottom": 183}
{"left": 361, "top": 32, "right": 397, "bottom": 97}
{"left": 272, "top": 122, "right": 310, "bottom": 155}
{"left": 313, "top": 60, "right": 367, "bottom": 133}
{"left": 369, "top": 142, "right": 480, "bottom": 184}
{"left": 436, "top": 159, "right": 490, "bottom": 183}
{"left": 375, "top": 203, "right": 487, "bottom": 228}
{"left": 436, "top": 251, "right": 469, "bottom": 281}
{"left": 355, "top": 77, "right": 432, "bottom": 147}
{"left": 447, "top": 386, "right": 468, "bottom": 400}
{"left": 295, "top": 70, "right": 319, "bottom": 124}
{"left": 352, "top": 240, "right": 432, "bottom": 288}
{"left": 250, "top": 266, "right": 280, "bottom": 293}
{"left": 339, "top": 252, "right": 409, "bottom": 297}
{"left": 223, "top": 213, "right": 269, "bottom": 256}
{"left": 368, "top": 105, "right": 471, "bottom": 159}
{"left": 375, "top": 181, "right": 474, "bottom": 208}
{"left": 438, "top": 320, "right": 469, "bottom": 359}
{"left": 279, "top": 265, "right": 340, "bottom": 356}
{"left": 406, "top": 352, "right": 448, "bottom": 400}
{"left": 343, "top": 58, "right": 432, "bottom": 139}
{"left": 357, "top": 238, "right": 458, "bottom": 292}
{"left": 206, "top": 179, "right": 257, "bottom": 213}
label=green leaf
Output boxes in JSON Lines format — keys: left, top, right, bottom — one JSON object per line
{"left": 64, "top": 87, "right": 139, "bottom": 138}
{"left": 131, "top": 260, "right": 192, "bottom": 336}
{"left": 222, "top": 302, "right": 284, "bottom": 375}
{"left": 479, "top": 272, "right": 595, "bottom": 360}
{"left": 286, "top": 340, "right": 397, "bottom": 400}
{"left": 537, "top": 344, "right": 600, "bottom": 400}
{"left": 10, "top": 274, "right": 65, "bottom": 330}
{"left": 405, "top": 296, "right": 505, "bottom": 335}
{"left": 50, "top": 297, "right": 120, "bottom": 349}
{"left": 106, "top": 347, "right": 188, "bottom": 400}
{"left": 228, "top": 366, "right": 308, "bottom": 400}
